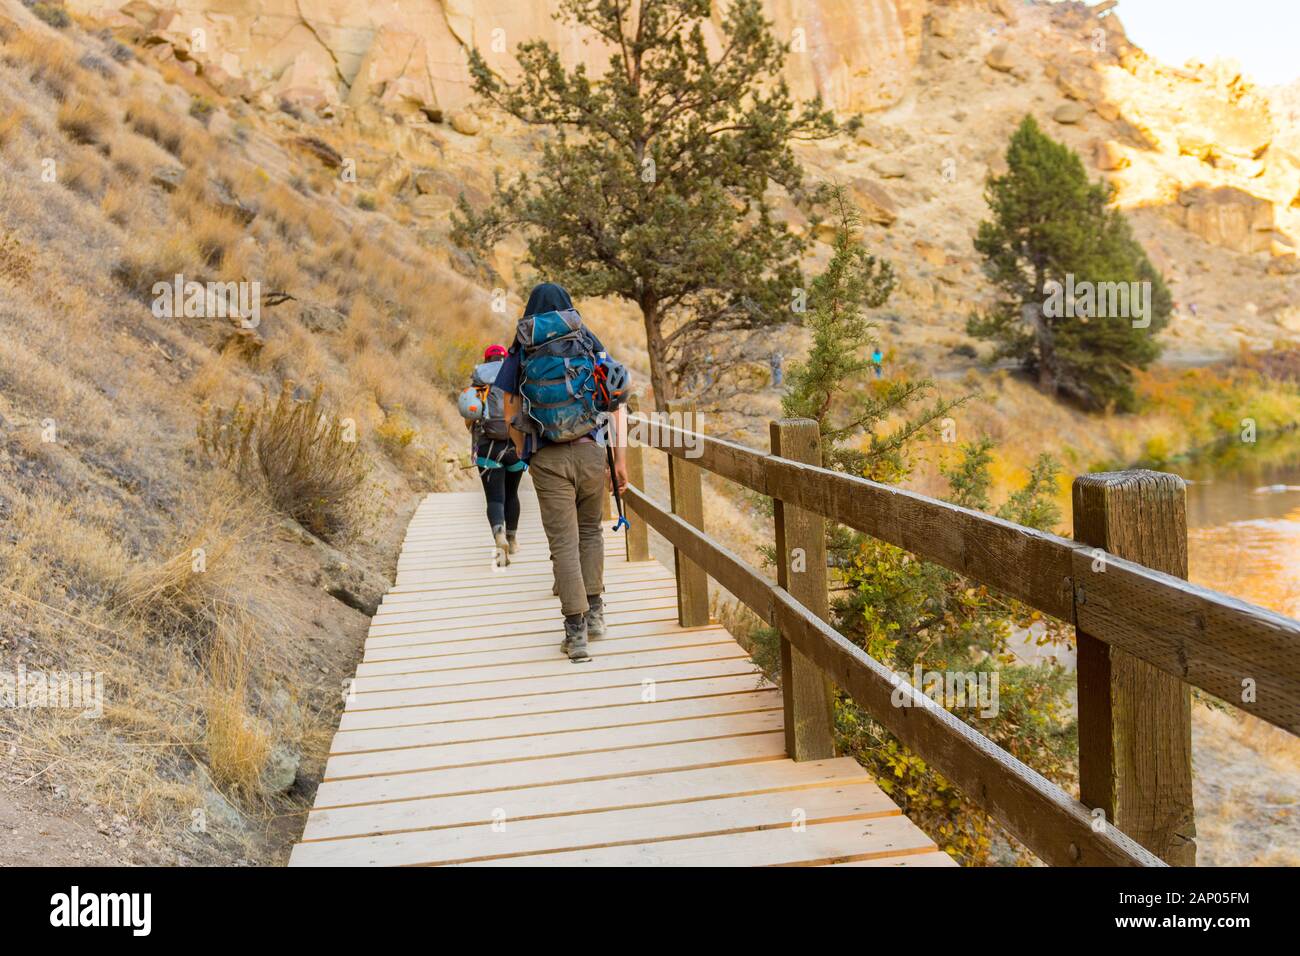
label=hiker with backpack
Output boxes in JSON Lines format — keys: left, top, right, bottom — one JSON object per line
{"left": 495, "top": 283, "right": 631, "bottom": 663}
{"left": 459, "top": 343, "right": 527, "bottom": 563}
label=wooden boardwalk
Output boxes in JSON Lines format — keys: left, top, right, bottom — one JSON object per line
{"left": 289, "top": 487, "right": 953, "bottom": 867}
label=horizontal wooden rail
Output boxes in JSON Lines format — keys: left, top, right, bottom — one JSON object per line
{"left": 624, "top": 484, "right": 1164, "bottom": 867}
{"left": 628, "top": 415, "right": 1300, "bottom": 734}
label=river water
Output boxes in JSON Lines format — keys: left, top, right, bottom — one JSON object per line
{"left": 1178, "top": 430, "right": 1300, "bottom": 617}
{"left": 1172, "top": 431, "right": 1300, "bottom": 866}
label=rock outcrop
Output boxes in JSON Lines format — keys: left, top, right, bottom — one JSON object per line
{"left": 74, "top": 0, "right": 928, "bottom": 116}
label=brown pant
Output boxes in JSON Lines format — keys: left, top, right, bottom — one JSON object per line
{"left": 529, "top": 441, "right": 606, "bottom": 616}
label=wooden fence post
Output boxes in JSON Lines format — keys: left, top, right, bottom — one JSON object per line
{"left": 1073, "top": 470, "right": 1196, "bottom": 865}
{"left": 667, "top": 400, "right": 709, "bottom": 626}
{"left": 624, "top": 395, "right": 650, "bottom": 562}
{"left": 771, "top": 419, "right": 837, "bottom": 761}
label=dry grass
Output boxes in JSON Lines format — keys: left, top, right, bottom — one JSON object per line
{"left": 112, "top": 485, "right": 274, "bottom": 653}
{"left": 2, "top": 29, "right": 83, "bottom": 100}
{"left": 203, "top": 624, "right": 271, "bottom": 802}
{"left": 199, "top": 384, "right": 372, "bottom": 542}
{"left": 114, "top": 233, "right": 198, "bottom": 293}
{"left": 0, "top": 99, "right": 24, "bottom": 149}
{"left": 60, "top": 148, "right": 105, "bottom": 198}
{"left": 56, "top": 97, "right": 111, "bottom": 145}
{"left": 101, "top": 182, "right": 132, "bottom": 226}
{"left": 108, "top": 131, "right": 163, "bottom": 181}
{"left": 189, "top": 205, "right": 247, "bottom": 268}
{"left": 124, "top": 95, "right": 185, "bottom": 156}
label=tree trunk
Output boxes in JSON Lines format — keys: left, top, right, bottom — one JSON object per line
{"left": 640, "top": 296, "right": 674, "bottom": 411}
{"left": 1028, "top": 277, "right": 1057, "bottom": 393}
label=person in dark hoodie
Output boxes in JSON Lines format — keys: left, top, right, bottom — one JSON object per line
{"left": 497, "top": 283, "right": 629, "bottom": 662}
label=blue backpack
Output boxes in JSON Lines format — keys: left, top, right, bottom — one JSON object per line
{"left": 516, "top": 308, "right": 604, "bottom": 443}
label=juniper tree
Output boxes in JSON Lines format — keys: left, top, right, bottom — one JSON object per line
{"left": 967, "top": 116, "right": 1171, "bottom": 411}
{"left": 768, "top": 197, "right": 1076, "bottom": 863}
{"left": 452, "top": 0, "right": 840, "bottom": 408}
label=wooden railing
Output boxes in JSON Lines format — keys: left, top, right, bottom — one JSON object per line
{"left": 619, "top": 402, "right": 1300, "bottom": 867}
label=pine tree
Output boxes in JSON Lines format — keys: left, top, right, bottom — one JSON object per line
{"left": 763, "top": 196, "right": 1077, "bottom": 863}
{"left": 452, "top": 0, "right": 839, "bottom": 408}
{"left": 967, "top": 116, "right": 1171, "bottom": 411}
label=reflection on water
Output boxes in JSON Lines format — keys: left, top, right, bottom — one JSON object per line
{"left": 1174, "top": 431, "right": 1300, "bottom": 615}
{"left": 1174, "top": 432, "right": 1300, "bottom": 866}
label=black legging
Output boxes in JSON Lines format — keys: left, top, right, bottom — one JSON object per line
{"left": 481, "top": 465, "right": 523, "bottom": 532}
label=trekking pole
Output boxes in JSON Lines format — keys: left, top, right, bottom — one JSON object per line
{"left": 605, "top": 442, "right": 630, "bottom": 533}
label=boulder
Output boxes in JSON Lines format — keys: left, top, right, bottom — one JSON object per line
{"left": 299, "top": 302, "right": 347, "bottom": 333}
{"left": 1173, "top": 185, "right": 1275, "bottom": 254}
{"left": 150, "top": 165, "right": 184, "bottom": 192}
{"left": 449, "top": 111, "right": 481, "bottom": 136}
{"left": 261, "top": 744, "right": 301, "bottom": 795}
{"left": 1055, "top": 65, "right": 1102, "bottom": 103}
{"left": 870, "top": 156, "right": 908, "bottom": 179}
{"left": 985, "top": 44, "right": 1018, "bottom": 74}
{"left": 1053, "top": 101, "right": 1089, "bottom": 125}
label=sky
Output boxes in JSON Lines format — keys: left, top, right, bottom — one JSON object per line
{"left": 1087, "top": 0, "right": 1300, "bottom": 86}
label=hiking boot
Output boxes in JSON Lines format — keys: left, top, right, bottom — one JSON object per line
{"left": 506, "top": 530, "right": 518, "bottom": 554}
{"left": 561, "top": 613, "right": 590, "bottom": 662}
{"left": 492, "top": 524, "right": 510, "bottom": 566}
{"left": 585, "top": 596, "right": 606, "bottom": 638}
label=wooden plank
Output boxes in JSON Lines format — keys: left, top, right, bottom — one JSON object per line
{"left": 300, "top": 755, "right": 871, "bottom": 842}
{"left": 364, "top": 621, "right": 722, "bottom": 658}
{"left": 290, "top": 782, "right": 897, "bottom": 867}
{"left": 771, "top": 419, "right": 837, "bottom": 762}
{"left": 344, "top": 658, "right": 762, "bottom": 711}
{"left": 355, "top": 631, "right": 737, "bottom": 676}
{"left": 330, "top": 690, "right": 783, "bottom": 755}
{"left": 385, "top": 563, "right": 669, "bottom": 597}
{"left": 366, "top": 594, "right": 679, "bottom": 635}
{"left": 364, "top": 606, "right": 681, "bottom": 650}
{"left": 325, "top": 710, "right": 786, "bottom": 780}
{"left": 827, "top": 851, "right": 956, "bottom": 867}
{"left": 1074, "top": 471, "right": 1196, "bottom": 865}
{"left": 461, "top": 815, "right": 936, "bottom": 867}
{"left": 363, "top": 621, "right": 729, "bottom": 662}
{"left": 311, "top": 732, "right": 789, "bottom": 809}
{"left": 350, "top": 645, "right": 751, "bottom": 694}
{"left": 1073, "top": 553, "right": 1300, "bottom": 735}
{"left": 623, "top": 483, "right": 1164, "bottom": 867}
{"left": 337, "top": 673, "right": 775, "bottom": 731}
{"left": 667, "top": 399, "right": 709, "bottom": 627}
{"left": 376, "top": 581, "right": 673, "bottom": 614}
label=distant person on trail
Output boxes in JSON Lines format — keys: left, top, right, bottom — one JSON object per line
{"left": 871, "top": 347, "right": 884, "bottom": 379}
{"left": 497, "top": 283, "right": 630, "bottom": 663}
{"left": 770, "top": 350, "right": 784, "bottom": 387}
{"left": 460, "top": 343, "right": 526, "bottom": 563}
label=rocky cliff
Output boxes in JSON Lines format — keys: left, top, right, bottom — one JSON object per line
{"left": 71, "top": 0, "right": 927, "bottom": 115}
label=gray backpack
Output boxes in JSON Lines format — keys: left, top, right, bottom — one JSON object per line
{"left": 471, "top": 360, "right": 510, "bottom": 441}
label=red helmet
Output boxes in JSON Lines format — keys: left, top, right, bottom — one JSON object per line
{"left": 483, "top": 344, "right": 508, "bottom": 361}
